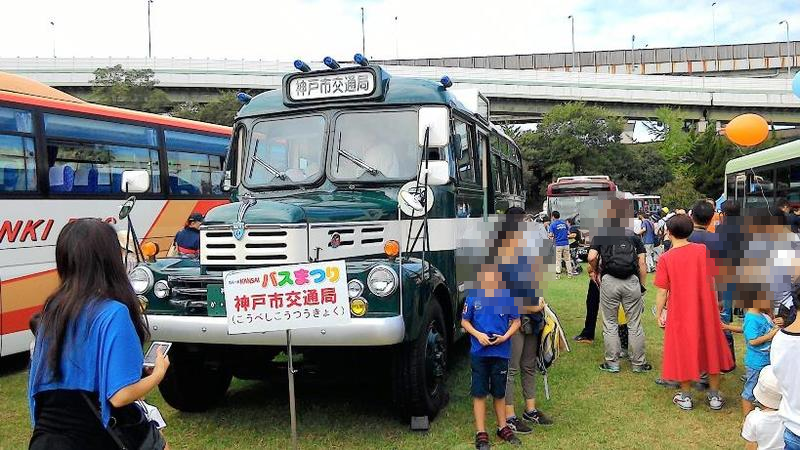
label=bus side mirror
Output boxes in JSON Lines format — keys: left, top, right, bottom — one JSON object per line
{"left": 419, "top": 160, "right": 449, "bottom": 187}
{"left": 419, "top": 107, "right": 449, "bottom": 147}
{"left": 121, "top": 170, "right": 150, "bottom": 194}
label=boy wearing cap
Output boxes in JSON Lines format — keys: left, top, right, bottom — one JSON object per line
{"left": 742, "top": 365, "right": 786, "bottom": 450}
{"left": 173, "top": 212, "right": 204, "bottom": 256}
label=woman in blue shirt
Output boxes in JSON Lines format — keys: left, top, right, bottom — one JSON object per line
{"left": 28, "top": 219, "right": 170, "bottom": 450}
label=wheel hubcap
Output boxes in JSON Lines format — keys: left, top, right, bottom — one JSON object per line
{"left": 424, "top": 321, "right": 446, "bottom": 397}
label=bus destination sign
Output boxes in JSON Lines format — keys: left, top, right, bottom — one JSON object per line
{"left": 287, "top": 70, "right": 375, "bottom": 101}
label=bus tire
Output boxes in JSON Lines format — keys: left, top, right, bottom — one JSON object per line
{"left": 392, "top": 300, "right": 449, "bottom": 421}
{"left": 158, "top": 344, "right": 232, "bottom": 412}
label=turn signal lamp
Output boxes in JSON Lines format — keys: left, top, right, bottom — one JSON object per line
{"left": 323, "top": 56, "right": 341, "bottom": 70}
{"left": 440, "top": 76, "right": 453, "bottom": 89}
{"left": 354, "top": 53, "right": 369, "bottom": 66}
{"left": 141, "top": 241, "right": 159, "bottom": 260}
{"left": 294, "top": 59, "right": 311, "bottom": 72}
{"left": 350, "top": 297, "right": 368, "bottom": 317}
{"left": 384, "top": 240, "right": 400, "bottom": 258}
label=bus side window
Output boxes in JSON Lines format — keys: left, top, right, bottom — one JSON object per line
{"left": 454, "top": 120, "right": 476, "bottom": 184}
{"left": 0, "top": 107, "right": 37, "bottom": 193}
{"left": 43, "top": 114, "right": 160, "bottom": 195}
{"left": 165, "top": 130, "right": 228, "bottom": 196}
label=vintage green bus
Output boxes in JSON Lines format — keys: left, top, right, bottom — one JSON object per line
{"left": 130, "top": 57, "right": 524, "bottom": 420}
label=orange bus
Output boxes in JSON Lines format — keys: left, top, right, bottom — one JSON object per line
{"left": 0, "top": 72, "right": 231, "bottom": 357}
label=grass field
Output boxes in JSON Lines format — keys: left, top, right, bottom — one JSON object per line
{"left": 1, "top": 272, "right": 746, "bottom": 449}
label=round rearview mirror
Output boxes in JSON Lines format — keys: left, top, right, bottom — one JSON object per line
{"left": 119, "top": 196, "right": 137, "bottom": 220}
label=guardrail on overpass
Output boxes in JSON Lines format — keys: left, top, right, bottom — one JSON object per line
{"left": 375, "top": 41, "right": 800, "bottom": 76}
{"left": 2, "top": 57, "right": 799, "bottom": 123}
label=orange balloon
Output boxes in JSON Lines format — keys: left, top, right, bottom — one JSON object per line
{"left": 724, "top": 113, "right": 769, "bottom": 147}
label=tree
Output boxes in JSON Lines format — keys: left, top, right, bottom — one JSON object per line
{"left": 658, "top": 173, "right": 703, "bottom": 210}
{"left": 89, "top": 65, "right": 170, "bottom": 113}
{"left": 501, "top": 124, "right": 524, "bottom": 141}
{"left": 519, "top": 102, "right": 670, "bottom": 208}
{"left": 172, "top": 92, "right": 243, "bottom": 126}
{"left": 646, "top": 107, "right": 693, "bottom": 176}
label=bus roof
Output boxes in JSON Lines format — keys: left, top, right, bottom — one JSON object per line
{"left": 725, "top": 139, "right": 800, "bottom": 174}
{"left": 0, "top": 71, "right": 231, "bottom": 136}
{"left": 238, "top": 76, "right": 473, "bottom": 119}
{"left": 555, "top": 175, "right": 611, "bottom": 183}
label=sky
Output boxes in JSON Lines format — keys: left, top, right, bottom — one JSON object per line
{"left": 1, "top": 0, "right": 799, "bottom": 61}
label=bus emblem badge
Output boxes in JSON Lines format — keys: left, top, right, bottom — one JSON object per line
{"left": 232, "top": 222, "right": 246, "bottom": 241}
{"left": 329, "top": 233, "right": 342, "bottom": 248}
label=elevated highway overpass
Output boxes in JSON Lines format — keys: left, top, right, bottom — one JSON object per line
{"left": 2, "top": 56, "right": 799, "bottom": 124}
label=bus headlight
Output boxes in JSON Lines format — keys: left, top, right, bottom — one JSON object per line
{"left": 347, "top": 279, "right": 364, "bottom": 298}
{"left": 153, "top": 280, "right": 171, "bottom": 299}
{"left": 129, "top": 266, "right": 154, "bottom": 295}
{"left": 367, "top": 265, "right": 398, "bottom": 297}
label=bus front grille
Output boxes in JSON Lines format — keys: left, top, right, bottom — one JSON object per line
{"left": 200, "top": 225, "right": 308, "bottom": 266}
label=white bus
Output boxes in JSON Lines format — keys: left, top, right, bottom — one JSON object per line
{"left": 0, "top": 72, "right": 231, "bottom": 357}
{"left": 724, "top": 139, "right": 800, "bottom": 215}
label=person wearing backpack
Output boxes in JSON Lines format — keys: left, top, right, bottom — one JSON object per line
{"left": 588, "top": 197, "right": 652, "bottom": 374}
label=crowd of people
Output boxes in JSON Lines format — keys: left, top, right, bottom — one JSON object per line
{"left": 21, "top": 196, "right": 800, "bottom": 449}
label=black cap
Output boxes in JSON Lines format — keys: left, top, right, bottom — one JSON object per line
{"left": 188, "top": 212, "right": 204, "bottom": 223}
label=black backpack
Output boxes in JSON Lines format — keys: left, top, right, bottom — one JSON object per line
{"left": 601, "top": 237, "right": 639, "bottom": 279}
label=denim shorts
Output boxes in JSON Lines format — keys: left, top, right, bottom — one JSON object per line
{"left": 786, "top": 428, "right": 800, "bottom": 450}
{"left": 470, "top": 355, "right": 509, "bottom": 398}
{"left": 741, "top": 366, "right": 762, "bottom": 402}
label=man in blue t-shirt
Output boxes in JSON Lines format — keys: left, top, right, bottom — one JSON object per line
{"left": 461, "top": 264, "right": 522, "bottom": 449}
{"left": 548, "top": 211, "right": 572, "bottom": 278}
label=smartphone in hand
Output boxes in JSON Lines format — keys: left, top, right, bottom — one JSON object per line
{"left": 143, "top": 341, "right": 172, "bottom": 368}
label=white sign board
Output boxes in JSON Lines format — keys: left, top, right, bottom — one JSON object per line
{"left": 288, "top": 71, "right": 375, "bottom": 101}
{"left": 223, "top": 260, "right": 351, "bottom": 334}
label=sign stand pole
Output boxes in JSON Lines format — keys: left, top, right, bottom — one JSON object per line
{"left": 287, "top": 329, "right": 298, "bottom": 450}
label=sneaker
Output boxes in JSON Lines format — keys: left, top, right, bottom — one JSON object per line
{"left": 673, "top": 393, "right": 693, "bottom": 411}
{"left": 655, "top": 378, "right": 680, "bottom": 388}
{"left": 599, "top": 363, "right": 620, "bottom": 373}
{"left": 496, "top": 426, "right": 521, "bottom": 446}
{"left": 475, "top": 431, "right": 491, "bottom": 450}
{"left": 632, "top": 363, "right": 653, "bottom": 373}
{"left": 522, "top": 409, "right": 553, "bottom": 426}
{"left": 506, "top": 416, "right": 532, "bottom": 434}
{"left": 707, "top": 394, "right": 724, "bottom": 411}
{"left": 618, "top": 349, "right": 629, "bottom": 360}
{"left": 573, "top": 335, "right": 593, "bottom": 344}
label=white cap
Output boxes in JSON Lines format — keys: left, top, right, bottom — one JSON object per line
{"left": 753, "top": 365, "right": 782, "bottom": 410}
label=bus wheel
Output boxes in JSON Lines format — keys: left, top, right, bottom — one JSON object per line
{"left": 158, "top": 344, "right": 232, "bottom": 412}
{"left": 392, "top": 300, "right": 449, "bottom": 420}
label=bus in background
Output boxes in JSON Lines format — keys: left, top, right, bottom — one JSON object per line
{"left": 544, "top": 175, "right": 618, "bottom": 220}
{"left": 631, "top": 194, "right": 661, "bottom": 216}
{"left": 0, "top": 72, "right": 231, "bottom": 357}
{"left": 725, "top": 139, "right": 800, "bottom": 216}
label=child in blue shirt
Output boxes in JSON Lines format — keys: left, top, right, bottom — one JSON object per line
{"left": 742, "top": 297, "right": 783, "bottom": 416}
{"left": 462, "top": 263, "right": 521, "bottom": 449}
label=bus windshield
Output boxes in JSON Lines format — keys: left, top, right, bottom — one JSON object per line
{"left": 329, "top": 110, "right": 420, "bottom": 182}
{"left": 548, "top": 196, "right": 589, "bottom": 220}
{"left": 244, "top": 115, "right": 327, "bottom": 187}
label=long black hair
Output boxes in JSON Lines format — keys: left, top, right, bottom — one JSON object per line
{"left": 38, "top": 219, "right": 149, "bottom": 380}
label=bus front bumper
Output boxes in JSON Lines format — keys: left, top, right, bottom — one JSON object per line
{"left": 146, "top": 314, "right": 405, "bottom": 346}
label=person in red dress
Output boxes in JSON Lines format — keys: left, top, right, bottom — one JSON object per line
{"left": 654, "top": 214, "right": 734, "bottom": 411}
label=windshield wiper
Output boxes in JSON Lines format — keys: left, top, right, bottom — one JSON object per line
{"left": 250, "top": 139, "right": 286, "bottom": 180}
{"left": 337, "top": 132, "right": 379, "bottom": 176}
